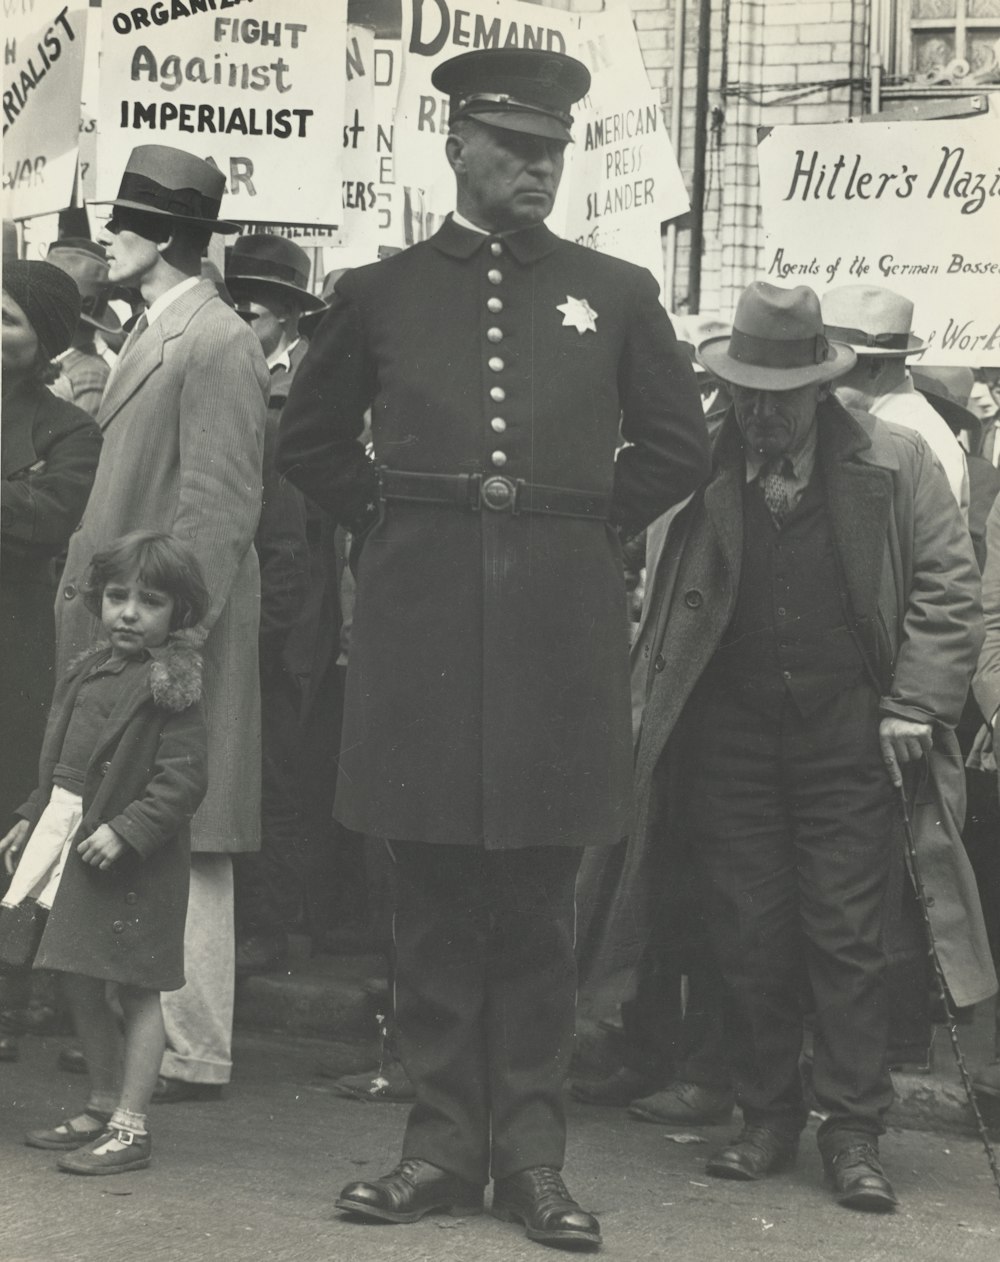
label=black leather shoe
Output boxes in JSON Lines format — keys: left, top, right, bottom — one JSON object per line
{"left": 571, "top": 1066, "right": 659, "bottom": 1107}
{"left": 335, "top": 1158, "right": 483, "bottom": 1223}
{"left": 824, "top": 1142, "right": 898, "bottom": 1212}
{"left": 57, "top": 1046, "right": 87, "bottom": 1075}
{"left": 629, "top": 1081, "right": 735, "bottom": 1125}
{"left": 492, "top": 1167, "right": 601, "bottom": 1248}
{"left": 706, "top": 1124, "right": 799, "bottom": 1181}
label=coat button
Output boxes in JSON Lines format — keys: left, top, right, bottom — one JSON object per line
{"left": 683, "top": 589, "right": 703, "bottom": 609}
{"left": 490, "top": 386, "right": 506, "bottom": 403}
{"left": 491, "top": 451, "right": 508, "bottom": 468}
{"left": 486, "top": 327, "right": 503, "bottom": 343}
{"left": 490, "top": 241, "right": 503, "bottom": 256}
{"left": 653, "top": 654, "right": 665, "bottom": 672}
{"left": 63, "top": 584, "right": 77, "bottom": 599}
{"left": 112, "top": 920, "right": 125, "bottom": 933}
{"left": 490, "top": 417, "right": 507, "bottom": 433}
{"left": 488, "top": 357, "right": 505, "bottom": 372}
{"left": 125, "top": 892, "right": 138, "bottom": 905}
{"left": 487, "top": 297, "right": 503, "bottom": 313}
{"left": 99, "top": 761, "right": 111, "bottom": 775}
{"left": 487, "top": 269, "right": 503, "bottom": 285}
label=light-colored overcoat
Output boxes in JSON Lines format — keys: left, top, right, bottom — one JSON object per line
{"left": 54, "top": 280, "right": 269, "bottom": 854}
{"left": 586, "top": 399, "right": 996, "bottom": 1009}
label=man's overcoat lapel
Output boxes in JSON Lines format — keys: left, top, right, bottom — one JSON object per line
{"left": 98, "top": 282, "right": 215, "bottom": 431}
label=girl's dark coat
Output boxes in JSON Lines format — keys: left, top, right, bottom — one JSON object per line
{"left": 18, "top": 636, "right": 207, "bottom": 991}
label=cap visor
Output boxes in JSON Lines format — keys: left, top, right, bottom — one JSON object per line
{"left": 464, "top": 112, "right": 572, "bottom": 143}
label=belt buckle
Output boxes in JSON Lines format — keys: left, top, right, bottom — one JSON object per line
{"left": 480, "top": 475, "right": 518, "bottom": 513}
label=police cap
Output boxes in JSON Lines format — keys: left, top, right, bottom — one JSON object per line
{"left": 432, "top": 49, "right": 591, "bottom": 143}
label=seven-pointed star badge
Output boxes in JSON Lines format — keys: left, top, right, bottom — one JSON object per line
{"left": 557, "top": 295, "right": 598, "bottom": 334}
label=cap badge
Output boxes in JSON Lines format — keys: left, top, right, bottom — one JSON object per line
{"left": 557, "top": 295, "right": 598, "bottom": 335}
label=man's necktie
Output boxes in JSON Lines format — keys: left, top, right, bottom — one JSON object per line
{"left": 119, "top": 311, "right": 149, "bottom": 360}
{"left": 759, "top": 457, "right": 793, "bottom": 527}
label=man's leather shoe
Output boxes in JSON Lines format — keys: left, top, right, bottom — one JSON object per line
{"left": 823, "top": 1142, "right": 898, "bottom": 1212}
{"left": 629, "top": 1081, "right": 735, "bottom": 1125}
{"left": 571, "top": 1066, "right": 659, "bottom": 1107}
{"left": 491, "top": 1167, "right": 601, "bottom": 1248}
{"left": 335, "top": 1158, "right": 483, "bottom": 1223}
{"left": 57, "top": 1046, "right": 87, "bottom": 1075}
{"left": 151, "top": 1076, "right": 224, "bottom": 1104}
{"left": 706, "top": 1124, "right": 799, "bottom": 1181}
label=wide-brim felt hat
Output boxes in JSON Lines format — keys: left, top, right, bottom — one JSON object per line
{"left": 697, "top": 281, "right": 856, "bottom": 391}
{"left": 92, "top": 145, "right": 241, "bottom": 234}
{"left": 226, "top": 235, "right": 324, "bottom": 311}
{"left": 46, "top": 238, "right": 122, "bottom": 336}
{"left": 432, "top": 49, "right": 590, "bottom": 143}
{"left": 821, "top": 284, "right": 926, "bottom": 358}
{"left": 911, "top": 367, "right": 981, "bottom": 437}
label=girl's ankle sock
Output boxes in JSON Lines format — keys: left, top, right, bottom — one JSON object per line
{"left": 109, "top": 1106, "right": 148, "bottom": 1136}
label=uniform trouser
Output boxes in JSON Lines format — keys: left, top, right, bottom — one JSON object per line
{"left": 685, "top": 680, "right": 896, "bottom": 1147}
{"left": 161, "top": 854, "right": 235, "bottom": 1085}
{"left": 390, "top": 841, "right": 581, "bottom": 1186}
{"left": 234, "top": 664, "right": 307, "bottom": 939}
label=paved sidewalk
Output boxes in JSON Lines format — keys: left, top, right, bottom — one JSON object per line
{"left": 2, "top": 1028, "right": 1000, "bottom": 1262}
{"left": 235, "top": 944, "right": 1000, "bottom": 1139}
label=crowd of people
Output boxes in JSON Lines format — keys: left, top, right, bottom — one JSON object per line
{"left": 2, "top": 44, "right": 1000, "bottom": 1250}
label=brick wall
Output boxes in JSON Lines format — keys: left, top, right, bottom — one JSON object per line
{"left": 556, "top": 0, "right": 870, "bottom": 319}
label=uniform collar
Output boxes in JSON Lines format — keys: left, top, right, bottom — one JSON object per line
{"left": 431, "top": 214, "right": 561, "bottom": 264}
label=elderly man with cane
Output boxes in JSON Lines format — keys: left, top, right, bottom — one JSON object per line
{"left": 626, "top": 280, "right": 994, "bottom": 1212}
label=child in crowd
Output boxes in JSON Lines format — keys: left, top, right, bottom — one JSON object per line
{"left": 0, "top": 531, "right": 209, "bottom": 1175}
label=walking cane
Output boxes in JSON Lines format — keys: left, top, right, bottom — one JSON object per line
{"left": 896, "top": 780, "right": 1000, "bottom": 1204}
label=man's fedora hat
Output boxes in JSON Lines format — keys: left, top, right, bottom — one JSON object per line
{"left": 432, "top": 49, "right": 590, "bottom": 143}
{"left": 911, "top": 366, "right": 981, "bottom": 437}
{"left": 92, "top": 144, "right": 241, "bottom": 234}
{"left": 697, "top": 282, "right": 856, "bottom": 391}
{"left": 226, "top": 235, "right": 324, "bottom": 312}
{"left": 46, "top": 238, "right": 122, "bottom": 336}
{"left": 821, "top": 284, "right": 926, "bottom": 357}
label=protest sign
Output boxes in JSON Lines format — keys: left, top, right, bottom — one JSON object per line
{"left": 758, "top": 104, "right": 1000, "bottom": 365}
{"left": 95, "top": 0, "right": 347, "bottom": 227}
{"left": 2, "top": 2, "right": 87, "bottom": 220}
{"left": 563, "top": 11, "right": 688, "bottom": 279}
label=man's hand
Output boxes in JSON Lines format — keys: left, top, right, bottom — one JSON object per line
{"left": 0, "top": 819, "right": 30, "bottom": 876}
{"left": 77, "top": 824, "right": 128, "bottom": 870}
{"left": 879, "top": 717, "right": 933, "bottom": 788}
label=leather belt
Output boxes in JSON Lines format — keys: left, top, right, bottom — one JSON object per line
{"left": 378, "top": 468, "right": 611, "bottom": 520}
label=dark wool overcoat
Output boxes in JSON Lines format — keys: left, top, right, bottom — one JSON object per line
{"left": 1, "top": 382, "right": 101, "bottom": 826}
{"left": 19, "top": 636, "right": 208, "bottom": 991}
{"left": 278, "top": 217, "right": 710, "bottom": 848}
{"left": 581, "top": 401, "right": 996, "bottom": 1009}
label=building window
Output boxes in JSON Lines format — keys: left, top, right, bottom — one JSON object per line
{"left": 903, "top": 1, "right": 1000, "bottom": 83}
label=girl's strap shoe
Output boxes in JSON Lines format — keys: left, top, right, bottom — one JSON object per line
{"left": 56, "top": 1127, "right": 152, "bottom": 1175}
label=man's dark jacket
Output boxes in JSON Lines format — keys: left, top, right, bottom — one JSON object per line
{"left": 278, "top": 217, "right": 709, "bottom": 848}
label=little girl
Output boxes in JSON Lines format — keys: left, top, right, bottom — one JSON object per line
{"left": 0, "top": 530, "right": 209, "bottom": 1175}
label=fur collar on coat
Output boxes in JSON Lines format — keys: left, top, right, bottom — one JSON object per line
{"left": 66, "top": 628, "right": 205, "bottom": 713}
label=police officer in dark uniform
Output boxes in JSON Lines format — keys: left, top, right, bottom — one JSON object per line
{"left": 277, "top": 48, "right": 709, "bottom": 1249}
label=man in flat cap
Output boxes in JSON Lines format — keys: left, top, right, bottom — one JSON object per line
{"left": 54, "top": 145, "right": 268, "bottom": 1150}
{"left": 624, "top": 280, "right": 992, "bottom": 1212}
{"left": 279, "top": 47, "right": 709, "bottom": 1248}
